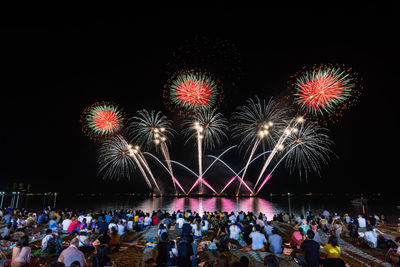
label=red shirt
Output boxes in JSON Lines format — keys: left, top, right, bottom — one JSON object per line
{"left": 67, "top": 220, "right": 79, "bottom": 233}
{"left": 152, "top": 215, "right": 159, "bottom": 225}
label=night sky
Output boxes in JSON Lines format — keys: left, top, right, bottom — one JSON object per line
{"left": 1, "top": 9, "right": 396, "bottom": 194}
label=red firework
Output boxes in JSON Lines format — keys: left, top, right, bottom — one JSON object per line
{"left": 169, "top": 72, "right": 218, "bottom": 111}
{"left": 81, "top": 102, "right": 125, "bottom": 142}
{"left": 294, "top": 66, "right": 354, "bottom": 115}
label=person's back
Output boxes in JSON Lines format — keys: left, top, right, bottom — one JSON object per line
{"left": 229, "top": 224, "right": 240, "bottom": 240}
{"left": 249, "top": 225, "right": 267, "bottom": 251}
{"left": 357, "top": 216, "right": 366, "bottom": 228}
{"left": 58, "top": 238, "right": 86, "bottom": 267}
{"left": 299, "top": 230, "right": 320, "bottom": 266}
{"left": 62, "top": 218, "right": 72, "bottom": 231}
{"left": 156, "top": 232, "right": 170, "bottom": 267}
{"left": 268, "top": 231, "right": 283, "bottom": 254}
{"left": 177, "top": 238, "right": 193, "bottom": 267}
{"left": 12, "top": 236, "right": 31, "bottom": 266}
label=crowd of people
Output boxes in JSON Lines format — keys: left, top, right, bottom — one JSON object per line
{"left": 0, "top": 206, "right": 399, "bottom": 266}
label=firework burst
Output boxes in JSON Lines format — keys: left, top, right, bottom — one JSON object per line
{"left": 97, "top": 137, "right": 136, "bottom": 181}
{"left": 165, "top": 70, "right": 220, "bottom": 113}
{"left": 182, "top": 109, "right": 229, "bottom": 150}
{"left": 127, "top": 109, "right": 174, "bottom": 151}
{"left": 284, "top": 121, "right": 336, "bottom": 180}
{"left": 81, "top": 102, "right": 124, "bottom": 142}
{"left": 289, "top": 64, "right": 360, "bottom": 123}
{"left": 231, "top": 97, "right": 289, "bottom": 156}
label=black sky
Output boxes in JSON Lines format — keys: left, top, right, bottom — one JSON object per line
{"left": 0, "top": 8, "right": 397, "bottom": 193}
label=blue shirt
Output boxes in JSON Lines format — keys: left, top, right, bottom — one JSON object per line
{"left": 268, "top": 234, "right": 283, "bottom": 253}
{"left": 105, "top": 215, "right": 112, "bottom": 223}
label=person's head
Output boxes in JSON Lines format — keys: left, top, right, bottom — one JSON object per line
{"left": 264, "top": 254, "right": 279, "bottom": 267}
{"left": 240, "top": 256, "right": 249, "bottom": 267}
{"left": 216, "top": 253, "right": 229, "bottom": 267}
{"left": 366, "top": 225, "right": 373, "bottom": 232}
{"left": 70, "top": 261, "right": 80, "bottom": 267}
{"left": 161, "top": 232, "right": 168, "bottom": 241}
{"left": 159, "top": 224, "right": 165, "bottom": 230}
{"left": 328, "top": 236, "right": 339, "bottom": 247}
{"left": 70, "top": 237, "right": 80, "bottom": 247}
{"left": 254, "top": 225, "right": 261, "bottom": 232}
{"left": 306, "top": 229, "right": 315, "bottom": 239}
{"left": 46, "top": 229, "right": 53, "bottom": 235}
{"left": 17, "top": 236, "right": 29, "bottom": 247}
{"left": 395, "top": 236, "right": 400, "bottom": 246}
{"left": 271, "top": 228, "right": 278, "bottom": 235}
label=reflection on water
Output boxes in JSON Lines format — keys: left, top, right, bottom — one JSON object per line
{"left": 135, "top": 197, "right": 276, "bottom": 218}
{"left": 5, "top": 194, "right": 399, "bottom": 222}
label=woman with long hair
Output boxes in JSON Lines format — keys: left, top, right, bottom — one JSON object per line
{"left": 11, "top": 236, "right": 30, "bottom": 267}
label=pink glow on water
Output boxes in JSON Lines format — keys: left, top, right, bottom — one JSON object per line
{"left": 220, "top": 198, "right": 235, "bottom": 213}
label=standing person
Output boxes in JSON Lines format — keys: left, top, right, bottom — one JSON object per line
{"left": 177, "top": 235, "right": 193, "bottom": 267}
{"left": 58, "top": 237, "right": 87, "bottom": 267}
{"left": 11, "top": 236, "right": 30, "bottom": 267}
{"left": 296, "top": 230, "right": 320, "bottom": 266}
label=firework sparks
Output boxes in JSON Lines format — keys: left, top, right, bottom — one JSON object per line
{"left": 168, "top": 71, "right": 219, "bottom": 112}
{"left": 231, "top": 97, "right": 289, "bottom": 193}
{"left": 81, "top": 102, "right": 124, "bottom": 142}
{"left": 182, "top": 109, "right": 228, "bottom": 194}
{"left": 127, "top": 109, "right": 178, "bottom": 193}
{"left": 288, "top": 65, "right": 361, "bottom": 124}
{"left": 284, "top": 121, "right": 336, "bottom": 180}
{"left": 97, "top": 137, "right": 136, "bottom": 181}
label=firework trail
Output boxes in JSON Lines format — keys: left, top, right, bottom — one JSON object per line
{"left": 231, "top": 97, "right": 289, "bottom": 194}
{"left": 127, "top": 109, "right": 179, "bottom": 193}
{"left": 253, "top": 116, "right": 304, "bottom": 191}
{"left": 255, "top": 121, "right": 335, "bottom": 194}
{"left": 136, "top": 151, "right": 161, "bottom": 194}
{"left": 182, "top": 109, "right": 228, "bottom": 194}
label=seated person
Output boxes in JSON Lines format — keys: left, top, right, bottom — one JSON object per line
{"left": 268, "top": 229, "right": 283, "bottom": 254}
{"left": 249, "top": 225, "right": 267, "bottom": 252}
{"left": 296, "top": 230, "right": 320, "bottom": 266}
{"left": 323, "top": 236, "right": 341, "bottom": 259}
{"left": 386, "top": 236, "right": 400, "bottom": 265}
{"left": 291, "top": 226, "right": 303, "bottom": 249}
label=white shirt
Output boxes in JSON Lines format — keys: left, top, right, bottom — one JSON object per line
{"left": 108, "top": 223, "right": 117, "bottom": 231}
{"left": 229, "top": 225, "right": 240, "bottom": 240}
{"left": 358, "top": 217, "right": 366, "bottom": 228}
{"left": 364, "top": 230, "right": 377, "bottom": 248}
{"left": 249, "top": 231, "right": 267, "bottom": 250}
{"left": 229, "top": 215, "right": 237, "bottom": 222}
{"left": 41, "top": 234, "right": 53, "bottom": 251}
{"left": 191, "top": 223, "right": 202, "bottom": 237}
{"left": 62, "top": 219, "right": 72, "bottom": 231}
{"left": 144, "top": 217, "right": 152, "bottom": 226}
{"left": 58, "top": 245, "right": 85, "bottom": 267}
{"left": 117, "top": 224, "right": 125, "bottom": 235}
{"left": 127, "top": 221, "right": 134, "bottom": 230}
{"left": 176, "top": 218, "right": 185, "bottom": 229}
{"left": 202, "top": 220, "right": 209, "bottom": 231}
{"left": 85, "top": 216, "right": 92, "bottom": 224}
